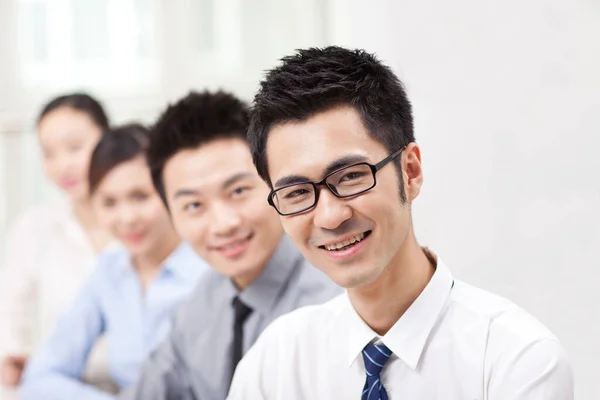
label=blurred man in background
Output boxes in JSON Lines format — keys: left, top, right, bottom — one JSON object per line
{"left": 121, "top": 90, "right": 341, "bottom": 400}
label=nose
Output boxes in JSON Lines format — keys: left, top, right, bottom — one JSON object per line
{"left": 55, "top": 153, "right": 76, "bottom": 176}
{"left": 209, "top": 202, "right": 242, "bottom": 237}
{"left": 118, "top": 203, "right": 139, "bottom": 227}
{"left": 312, "top": 188, "right": 352, "bottom": 230}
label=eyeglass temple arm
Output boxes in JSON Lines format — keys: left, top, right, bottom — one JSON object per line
{"left": 374, "top": 146, "right": 406, "bottom": 171}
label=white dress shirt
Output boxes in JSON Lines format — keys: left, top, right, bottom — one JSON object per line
{"left": 228, "top": 254, "right": 574, "bottom": 400}
{"left": 0, "top": 201, "right": 111, "bottom": 380}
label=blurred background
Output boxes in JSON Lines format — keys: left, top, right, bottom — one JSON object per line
{"left": 0, "top": 0, "right": 598, "bottom": 398}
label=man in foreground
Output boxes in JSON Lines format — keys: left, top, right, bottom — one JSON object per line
{"left": 227, "top": 46, "right": 574, "bottom": 399}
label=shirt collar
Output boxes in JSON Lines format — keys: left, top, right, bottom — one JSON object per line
{"left": 229, "top": 235, "right": 304, "bottom": 316}
{"left": 114, "top": 241, "right": 207, "bottom": 282}
{"left": 338, "top": 252, "right": 454, "bottom": 369}
{"left": 161, "top": 242, "right": 209, "bottom": 282}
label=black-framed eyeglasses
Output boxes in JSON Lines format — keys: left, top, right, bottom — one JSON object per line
{"left": 268, "top": 146, "right": 406, "bottom": 216}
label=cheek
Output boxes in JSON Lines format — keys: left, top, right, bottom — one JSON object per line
{"left": 74, "top": 151, "right": 93, "bottom": 173}
{"left": 356, "top": 172, "right": 403, "bottom": 213}
{"left": 246, "top": 195, "right": 281, "bottom": 231}
{"left": 42, "top": 160, "right": 58, "bottom": 180}
{"left": 175, "top": 213, "right": 207, "bottom": 247}
{"left": 169, "top": 211, "right": 185, "bottom": 235}
{"left": 101, "top": 211, "right": 120, "bottom": 234}
{"left": 361, "top": 190, "right": 407, "bottom": 244}
{"left": 281, "top": 216, "right": 309, "bottom": 246}
{"left": 147, "top": 200, "right": 170, "bottom": 228}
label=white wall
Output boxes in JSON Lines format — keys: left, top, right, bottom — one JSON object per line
{"left": 331, "top": 0, "right": 600, "bottom": 398}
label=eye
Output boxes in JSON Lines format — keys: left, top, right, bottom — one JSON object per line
{"left": 102, "top": 199, "right": 116, "bottom": 208}
{"left": 67, "top": 143, "right": 83, "bottom": 152}
{"left": 231, "top": 186, "right": 251, "bottom": 197}
{"left": 283, "top": 188, "right": 310, "bottom": 199}
{"left": 132, "top": 192, "right": 149, "bottom": 202}
{"left": 339, "top": 171, "right": 367, "bottom": 182}
{"left": 184, "top": 201, "right": 203, "bottom": 213}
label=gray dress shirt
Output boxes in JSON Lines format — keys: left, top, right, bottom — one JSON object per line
{"left": 120, "top": 236, "right": 341, "bottom": 400}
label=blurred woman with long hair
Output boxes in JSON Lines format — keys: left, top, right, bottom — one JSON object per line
{"left": 0, "top": 93, "right": 113, "bottom": 387}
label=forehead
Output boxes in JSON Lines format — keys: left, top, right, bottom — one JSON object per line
{"left": 97, "top": 157, "right": 151, "bottom": 192}
{"left": 163, "top": 138, "right": 257, "bottom": 193}
{"left": 266, "top": 106, "right": 388, "bottom": 182}
{"left": 38, "top": 108, "right": 96, "bottom": 140}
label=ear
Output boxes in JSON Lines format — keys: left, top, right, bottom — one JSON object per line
{"left": 402, "top": 143, "right": 423, "bottom": 201}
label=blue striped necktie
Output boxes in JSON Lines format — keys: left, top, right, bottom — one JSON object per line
{"left": 362, "top": 342, "right": 393, "bottom": 400}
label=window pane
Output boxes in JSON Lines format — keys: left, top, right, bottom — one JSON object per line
{"left": 72, "top": 0, "right": 109, "bottom": 59}
{"left": 17, "top": 1, "right": 48, "bottom": 62}
{"left": 133, "top": 0, "right": 154, "bottom": 58}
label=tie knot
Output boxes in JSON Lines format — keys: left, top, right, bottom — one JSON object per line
{"left": 232, "top": 297, "right": 253, "bottom": 325}
{"left": 362, "top": 342, "right": 392, "bottom": 377}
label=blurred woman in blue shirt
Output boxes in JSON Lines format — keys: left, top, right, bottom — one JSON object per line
{"left": 20, "top": 124, "right": 209, "bottom": 399}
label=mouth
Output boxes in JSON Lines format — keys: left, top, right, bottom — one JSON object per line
{"left": 318, "top": 230, "right": 372, "bottom": 255}
{"left": 213, "top": 233, "right": 254, "bottom": 259}
{"left": 60, "top": 178, "right": 79, "bottom": 189}
{"left": 121, "top": 231, "right": 146, "bottom": 244}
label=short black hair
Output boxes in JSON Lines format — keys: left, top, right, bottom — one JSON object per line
{"left": 38, "top": 93, "right": 110, "bottom": 129}
{"left": 89, "top": 123, "right": 149, "bottom": 195}
{"left": 249, "top": 46, "right": 415, "bottom": 202}
{"left": 147, "top": 90, "right": 250, "bottom": 205}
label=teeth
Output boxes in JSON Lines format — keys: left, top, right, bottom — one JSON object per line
{"left": 324, "top": 232, "right": 365, "bottom": 251}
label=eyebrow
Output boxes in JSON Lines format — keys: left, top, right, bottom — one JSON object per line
{"left": 172, "top": 172, "right": 254, "bottom": 200}
{"left": 273, "top": 154, "right": 370, "bottom": 188}
{"left": 172, "top": 188, "right": 200, "bottom": 200}
{"left": 322, "top": 154, "right": 369, "bottom": 176}
{"left": 222, "top": 172, "right": 254, "bottom": 189}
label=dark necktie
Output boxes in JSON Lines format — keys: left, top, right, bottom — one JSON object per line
{"left": 231, "top": 296, "right": 253, "bottom": 379}
{"left": 362, "top": 342, "right": 393, "bottom": 400}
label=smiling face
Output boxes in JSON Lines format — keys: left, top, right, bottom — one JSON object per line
{"left": 38, "top": 107, "right": 104, "bottom": 201}
{"left": 92, "top": 156, "right": 175, "bottom": 257}
{"left": 266, "top": 106, "right": 422, "bottom": 289}
{"left": 162, "top": 138, "right": 283, "bottom": 288}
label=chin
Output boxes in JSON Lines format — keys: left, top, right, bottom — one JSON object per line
{"left": 66, "top": 187, "right": 88, "bottom": 202}
{"left": 212, "top": 260, "right": 249, "bottom": 278}
{"left": 124, "top": 241, "right": 151, "bottom": 256}
{"left": 327, "top": 265, "right": 379, "bottom": 289}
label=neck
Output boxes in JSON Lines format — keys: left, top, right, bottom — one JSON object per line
{"left": 347, "top": 231, "right": 435, "bottom": 336}
{"left": 230, "top": 234, "right": 284, "bottom": 292}
{"left": 232, "top": 263, "right": 268, "bottom": 291}
{"left": 71, "top": 197, "right": 96, "bottom": 228}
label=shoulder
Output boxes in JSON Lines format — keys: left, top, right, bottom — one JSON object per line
{"left": 171, "top": 268, "right": 225, "bottom": 320}
{"left": 161, "top": 268, "right": 230, "bottom": 348}
{"left": 7, "top": 204, "right": 57, "bottom": 235}
{"left": 252, "top": 293, "right": 346, "bottom": 349}
{"left": 291, "top": 258, "right": 344, "bottom": 303}
{"left": 5, "top": 201, "right": 75, "bottom": 243}
{"left": 90, "top": 245, "right": 129, "bottom": 282}
{"left": 458, "top": 283, "right": 576, "bottom": 396}
{"left": 231, "top": 294, "right": 347, "bottom": 395}
{"left": 3, "top": 205, "right": 70, "bottom": 257}
{"left": 450, "top": 280, "right": 571, "bottom": 381}
{"left": 450, "top": 281, "right": 558, "bottom": 343}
